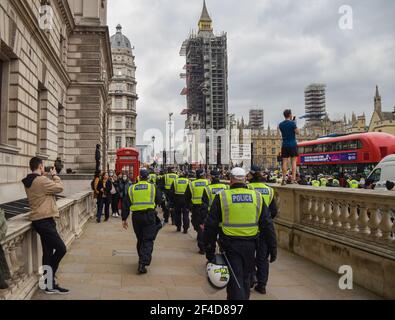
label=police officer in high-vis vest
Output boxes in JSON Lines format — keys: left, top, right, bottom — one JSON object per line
{"left": 163, "top": 168, "right": 179, "bottom": 224}
{"left": 247, "top": 165, "right": 278, "bottom": 295}
{"left": 148, "top": 168, "right": 157, "bottom": 185}
{"left": 185, "top": 169, "right": 209, "bottom": 254}
{"left": 202, "top": 170, "right": 229, "bottom": 211}
{"left": 122, "top": 168, "right": 162, "bottom": 274}
{"left": 170, "top": 172, "right": 190, "bottom": 233}
{"left": 204, "top": 168, "right": 277, "bottom": 300}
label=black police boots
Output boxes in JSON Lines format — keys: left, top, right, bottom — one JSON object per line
{"left": 138, "top": 264, "right": 147, "bottom": 274}
{"left": 255, "top": 284, "right": 266, "bottom": 295}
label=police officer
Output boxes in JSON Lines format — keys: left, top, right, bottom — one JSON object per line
{"left": 204, "top": 168, "right": 277, "bottom": 300}
{"left": 247, "top": 165, "right": 277, "bottom": 295}
{"left": 203, "top": 170, "right": 229, "bottom": 211}
{"left": 185, "top": 169, "right": 209, "bottom": 254}
{"left": 170, "top": 172, "right": 190, "bottom": 233}
{"left": 348, "top": 176, "right": 360, "bottom": 189}
{"left": 311, "top": 177, "right": 321, "bottom": 187}
{"left": 149, "top": 167, "right": 157, "bottom": 185}
{"left": 122, "top": 168, "right": 162, "bottom": 274}
{"left": 163, "top": 168, "right": 179, "bottom": 224}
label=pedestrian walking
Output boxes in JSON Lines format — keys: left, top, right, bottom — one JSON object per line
{"left": 96, "top": 172, "right": 112, "bottom": 223}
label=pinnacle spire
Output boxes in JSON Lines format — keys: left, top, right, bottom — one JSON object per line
{"left": 198, "top": 0, "right": 213, "bottom": 33}
{"left": 200, "top": 0, "right": 212, "bottom": 22}
{"left": 375, "top": 85, "right": 380, "bottom": 97}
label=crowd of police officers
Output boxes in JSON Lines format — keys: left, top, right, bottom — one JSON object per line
{"left": 121, "top": 164, "right": 278, "bottom": 300}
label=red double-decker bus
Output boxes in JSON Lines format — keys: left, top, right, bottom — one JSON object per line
{"left": 297, "top": 132, "right": 395, "bottom": 176}
{"left": 115, "top": 148, "right": 140, "bottom": 182}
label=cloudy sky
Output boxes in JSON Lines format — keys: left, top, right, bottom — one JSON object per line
{"left": 108, "top": 0, "right": 395, "bottom": 146}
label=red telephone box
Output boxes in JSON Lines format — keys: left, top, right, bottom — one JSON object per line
{"left": 115, "top": 148, "right": 140, "bottom": 182}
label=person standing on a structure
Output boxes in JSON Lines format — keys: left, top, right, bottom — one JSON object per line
{"left": 279, "top": 109, "right": 300, "bottom": 185}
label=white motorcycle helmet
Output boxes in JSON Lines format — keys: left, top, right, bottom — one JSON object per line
{"left": 207, "top": 254, "right": 230, "bottom": 289}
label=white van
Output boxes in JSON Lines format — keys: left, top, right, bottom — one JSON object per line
{"left": 367, "top": 154, "right": 395, "bottom": 190}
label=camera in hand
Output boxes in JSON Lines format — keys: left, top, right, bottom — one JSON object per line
{"left": 44, "top": 166, "right": 53, "bottom": 173}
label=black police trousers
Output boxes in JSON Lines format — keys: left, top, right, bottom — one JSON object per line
{"left": 132, "top": 210, "right": 158, "bottom": 266}
{"left": 256, "top": 233, "right": 269, "bottom": 287}
{"left": 163, "top": 190, "right": 172, "bottom": 223}
{"left": 222, "top": 239, "right": 256, "bottom": 300}
{"left": 174, "top": 202, "right": 190, "bottom": 231}
{"left": 191, "top": 205, "right": 206, "bottom": 252}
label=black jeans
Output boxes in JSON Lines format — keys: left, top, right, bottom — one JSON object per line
{"left": 32, "top": 218, "right": 67, "bottom": 286}
{"left": 111, "top": 193, "right": 119, "bottom": 214}
{"left": 97, "top": 197, "right": 110, "bottom": 221}
{"left": 132, "top": 210, "right": 158, "bottom": 266}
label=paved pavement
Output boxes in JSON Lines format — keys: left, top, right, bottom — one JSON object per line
{"left": 33, "top": 214, "right": 380, "bottom": 300}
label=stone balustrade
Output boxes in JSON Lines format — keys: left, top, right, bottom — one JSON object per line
{"left": 0, "top": 191, "right": 95, "bottom": 300}
{"left": 270, "top": 184, "right": 395, "bottom": 299}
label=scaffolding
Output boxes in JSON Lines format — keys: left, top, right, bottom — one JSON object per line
{"left": 304, "top": 84, "right": 327, "bottom": 124}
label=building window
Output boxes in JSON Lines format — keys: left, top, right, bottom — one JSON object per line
{"left": 115, "top": 97, "right": 122, "bottom": 108}
{"left": 115, "top": 117, "right": 122, "bottom": 129}
{"left": 126, "top": 137, "right": 133, "bottom": 147}
{"left": 115, "top": 136, "right": 122, "bottom": 149}
{"left": 126, "top": 117, "right": 132, "bottom": 129}
{"left": 0, "top": 57, "right": 10, "bottom": 145}
{"left": 127, "top": 98, "right": 134, "bottom": 110}
{"left": 37, "top": 84, "right": 48, "bottom": 155}
{"left": 272, "top": 148, "right": 276, "bottom": 155}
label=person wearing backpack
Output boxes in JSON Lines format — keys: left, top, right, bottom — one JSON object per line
{"left": 0, "top": 208, "right": 11, "bottom": 289}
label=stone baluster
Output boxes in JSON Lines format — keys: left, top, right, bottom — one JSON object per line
{"left": 349, "top": 201, "right": 359, "bottom": 233}
{"left": 358, "top": 205, "right": 370, "bottom": 238}
{"left": 324, "top": 200, "right": 333, "bottom": 228}
{"left": 340, "top": 200, "right": 350, "bottom": 231}
{"left": 302, "top": 196, "right": 312, "bottom": 223}
{"left": 368, "top": 207, "right": 382, "bottom": 239}
{"left": 379, "top": 206, "right": 393, "bottom": 242}
{"left": 332, "top": 200, "right": 342, "bottom": 230}
{"left": 312, "top": 197, "right": 320, "bottom": 225}
{"left": 318, "top": 198, "right": 326, "bottom": 227}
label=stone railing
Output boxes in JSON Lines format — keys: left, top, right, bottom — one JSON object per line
{"left": 0, "top": 191, "right": 95, "bottom": 300}
{"left": 270, "top": 184, "right": 395, "bottom": 299}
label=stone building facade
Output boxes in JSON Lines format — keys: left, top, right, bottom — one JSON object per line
{"left": 107, "top": 24, "right": 138, "bottom": 170}
{"left": 368, "top": 86, "right": 395, "bottom": 135}
{"left": 0, "top": 0, "right": 112, "bottom": 204}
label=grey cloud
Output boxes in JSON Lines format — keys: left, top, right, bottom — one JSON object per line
{"left": 108, "top": 0, "right": 395, "bottom": 143}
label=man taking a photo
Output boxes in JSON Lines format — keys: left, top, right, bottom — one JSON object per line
{"left": 279, "top": 109, "right": 300, "bottom": 185}
{"left": 22, "top": 157, "right": 69, "bottom": 295}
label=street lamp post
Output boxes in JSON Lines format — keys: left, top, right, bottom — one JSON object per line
{"left": 151, "top": 135, "right": 156, "bottom": 162}
{"left": 187, "top": 129, "right": 193, "bottom": 168}
{"left": 169, "top": 113, "right": 173, "bottom": 165}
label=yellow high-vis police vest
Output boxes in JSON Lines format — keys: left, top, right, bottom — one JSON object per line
{"left": 349, "top": 180, "right": 359, "bottom": 189}
{"left": 149, "top": 173, "right": 157, "bottom": 184}
{"left": 205, "top": 183, "right": 229, "bottom": 208}
{"left": 174, "top": 178, "right": 189, "bottom": 195}
{"left": 219, "top": 189, "right": 263, "bottom": 237}
{"left": 190, "top": 179, "right": 209, "bottom": 205}
{"left": 320, "top": 178, "right": 328, "bottom": 187}
{"left": 248, "top": 182, "right": 274, "bottom": 207}
{"left": 312, "top": 180, "right": 320, "bottom": 187}
{"left": 165, "top": 173, "right": 178, "bottom": 190}
{"left": 128, "top": 181, "right": 156, "bottom": 212}
{"left": 332, "top": 179, "right": 340, "bottom": 187}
